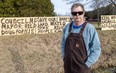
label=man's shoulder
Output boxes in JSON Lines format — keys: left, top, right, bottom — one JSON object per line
{"left": 63, "top": 22, "right": 71, "bottom": 30}
{"left": 86, "top": 22, "right": 96, "bottom": 30}
{"left": 86, "top": 22, "right": 95, "bottom": 28}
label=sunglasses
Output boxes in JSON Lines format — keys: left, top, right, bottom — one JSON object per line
{"left": 71, "top": 11, "right": 83, "bottom": 16}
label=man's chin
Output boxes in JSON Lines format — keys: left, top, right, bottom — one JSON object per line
{"left": 75, "top": 19, "right": 81, "bottom": 22}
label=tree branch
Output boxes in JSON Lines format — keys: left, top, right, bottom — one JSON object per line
{"left": 110, "top": 0, "right": 116, "bottom": 7}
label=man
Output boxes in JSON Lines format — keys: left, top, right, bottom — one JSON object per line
{"left": 61, "top": 3, "right": 101, "bottom": 73}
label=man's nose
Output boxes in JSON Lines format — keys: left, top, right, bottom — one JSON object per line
{"left": 76, "top": 13, "right": 79, "bottom": 16}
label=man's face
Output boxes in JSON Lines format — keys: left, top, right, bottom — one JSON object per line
{"left": 71, "top": 6, "right": 84, "bottom": 22}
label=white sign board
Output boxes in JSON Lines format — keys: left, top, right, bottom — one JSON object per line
{"left": 101, "top": 15, "right": 116, "bottom": 30}
{"left": 0, "top": 16, "right": 70, "bottom": 36}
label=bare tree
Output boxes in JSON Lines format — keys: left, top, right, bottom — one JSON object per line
{"left": 109, "top": 0, "right": 116, "bottom": 14}
{"left": 64, "top": 0, "right": 115, "bottom": 8}
{"left": 110, "top": 0, "right": 116, "bottom": 6}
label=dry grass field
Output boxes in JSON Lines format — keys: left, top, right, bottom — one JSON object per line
{"left": 0, "top": 30, "right": 116, "bottom": 73}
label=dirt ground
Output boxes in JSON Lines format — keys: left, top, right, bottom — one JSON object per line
{"left": 0, "top": 30, "right": 116, "bottom": 73}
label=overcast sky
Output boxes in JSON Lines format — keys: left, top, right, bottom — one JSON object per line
{"left": 51, "top": 0, "right": 71, "bottom": 15}
{"left": 51, "top": 0, "right": 94, "bottom": 15}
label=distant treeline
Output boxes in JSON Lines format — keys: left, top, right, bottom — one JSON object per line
{"left": 85, "top": 4, "right": 116, "bottom": 21}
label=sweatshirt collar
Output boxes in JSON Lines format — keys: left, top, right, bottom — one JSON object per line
{"left": 72, "top": 22, "right": 84, "bottom": 29}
